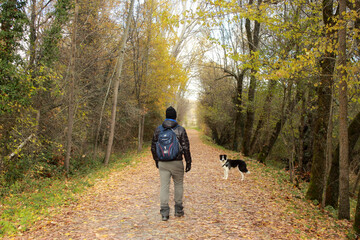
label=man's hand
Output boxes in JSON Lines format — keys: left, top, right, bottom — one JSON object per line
{"left": 155, "top": 160, "right": 159, "bottom": 169}
{"left": 185, "top": 162, "right": 191, "bottom": 172}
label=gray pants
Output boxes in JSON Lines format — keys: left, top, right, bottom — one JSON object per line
{"left": 159, "top": 161, "right": 184, "bottom": 209}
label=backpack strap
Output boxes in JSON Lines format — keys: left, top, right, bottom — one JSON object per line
{"left": 160, "top": 124, "right": 178, "bottom": 131}
{"left": 170, "top": 124, "right": 178, "bottom": 132}
{"left": 170, "top": 125, "right": 179, "bottom": 138}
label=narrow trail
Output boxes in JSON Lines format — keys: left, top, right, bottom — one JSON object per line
{"left": 10, "top": 129, "right": 349, "bottom": 239}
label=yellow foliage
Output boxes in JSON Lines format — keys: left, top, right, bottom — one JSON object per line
{"left": 128, "top": 1, "right": 189, "bottom": 113}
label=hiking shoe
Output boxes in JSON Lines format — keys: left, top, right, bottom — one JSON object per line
{"left": 174, "top": 211, "right": 184, "bottom": 217}
{"left": 174, "top": 204, "right": 184, "bottom": 217}
{"left": 160, "top": 206, "right": 170, "bottom": 221}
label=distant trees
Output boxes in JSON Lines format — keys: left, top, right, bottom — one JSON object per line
{"left": 198, "top": 62, "right": 236, "bottom": 147}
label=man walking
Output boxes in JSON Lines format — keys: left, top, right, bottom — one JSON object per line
{"left": 151, "top": 106, "right": 192, "bottom": 221}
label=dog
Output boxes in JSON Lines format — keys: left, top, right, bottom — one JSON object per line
{"left": 219, "top": 154, "right": 250, "bottom": 180}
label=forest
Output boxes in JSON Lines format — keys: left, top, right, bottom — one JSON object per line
{"left": 1, "top": 0, "right": 360, "bottom": 237}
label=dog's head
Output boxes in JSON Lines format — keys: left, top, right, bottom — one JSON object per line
{"left": 219, "top": 154, "right": 227, "bottom": 163}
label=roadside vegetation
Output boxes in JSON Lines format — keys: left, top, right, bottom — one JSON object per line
{"left": 0, "top": 150, "right": 139, "bottom": 237}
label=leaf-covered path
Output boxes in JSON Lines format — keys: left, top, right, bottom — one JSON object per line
{"left": 10, "top": 129, "right": 350, "bottom": 239}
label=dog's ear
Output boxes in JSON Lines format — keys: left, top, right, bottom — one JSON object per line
{"left": 224, "top": 154, "right": 227, "bottom": 160}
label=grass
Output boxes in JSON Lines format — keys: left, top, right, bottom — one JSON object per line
{"left": 0, "top": 149, "right": 141, "bottom": 237}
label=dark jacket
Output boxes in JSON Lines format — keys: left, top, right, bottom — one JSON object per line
{"left": 151, "top": 119, "right": 192, "bottom": 165}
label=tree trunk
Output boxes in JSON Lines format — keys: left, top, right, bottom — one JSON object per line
{"left": 94, "top": 60, "right": 116, "bottom": 156}
{"left": 305, "top": 56, "right": 335, "bottom": 202}
{"left": 104, "top": 0, "right": 135, "bottom": 166}
{"left": 354, "top": 187, "right": 360, "bottom": 234}
{"left": 65, "top": 0, "right": 78, "bottom": 173}
{"left": 301, "top": 86, "right": 315, "bottom": 173}
{"left": 353, "top": 169, "right": 360, "bottom": 195}
{"left": 242, "top": 0, "right": 261, "bottom": 156}
{"left": 290, "top": 139, "right": 295, "bottom": 183}
{"left": 250, "top": 79, "right": 276, "bottom": 155}
{"left": 338, "top": 0, "right": 350, "bottom": 219}
{"left": 305, "top": 0, "right": 336, "bottom": 203}
{"left": 233, "top": 72, "right": 245, "bottom": 151}
{"left": 322, "top": 90, "right": 334, "bottom": 207}
{"left": 29, "top": 0, "right": 36, "bottom": 70}
{"left": 137, "top": 1, "right": 153, "bottom": 153}
{"left": 257, "top": 85, "right": 302, "bottom": 163}
{"left": 137, "top": 113, "right": 145, "bottom": 153}
{"left": 326, "top": 111, "right": 360, "bottom": 208}
{"left": 243, "top": 71, "right": 256, "bottom": 156}
{"left": 298, "top": 89, "right": 308, "bottom": 173}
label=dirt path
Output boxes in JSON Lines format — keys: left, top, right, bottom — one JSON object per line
{"left": 10, "top": 129, "right": 350, "bottom": 239}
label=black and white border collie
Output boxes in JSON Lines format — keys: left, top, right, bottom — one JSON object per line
{"left": 219, "top": 154, "right": 250, "bottom": 180}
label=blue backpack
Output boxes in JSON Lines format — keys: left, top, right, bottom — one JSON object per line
{"left": 156, "top": 125, "right": 180, "bottom": 160}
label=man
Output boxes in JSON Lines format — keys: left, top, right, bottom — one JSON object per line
{"left": 151, "top": 106, "right": 192, "bottom": 221}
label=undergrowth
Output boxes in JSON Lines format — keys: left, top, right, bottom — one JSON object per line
{"left": 0, "top": 149, "right": 141, "bottom": 237}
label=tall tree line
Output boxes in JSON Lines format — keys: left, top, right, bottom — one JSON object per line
{"left": 197, "top": 0, "right": 360, "bottom": 229}
{"left": 0, "top": 0, "right": 191, "bottom": 188}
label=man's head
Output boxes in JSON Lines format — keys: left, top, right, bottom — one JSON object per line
{"left": 166, "top": 106, "right": 177, "bottom": 120}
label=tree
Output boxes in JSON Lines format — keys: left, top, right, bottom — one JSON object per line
{"left": 28, "top": 0, "right": 71, "bottom": 137}
{"left": 337, "top": 0, "right": 350, "bottom": 220}
{"left": 327, "top": 0, "right": 360, "bottom": 210}
{"left": 242, "top": 0, "right": 262, "bottom": 156}
{"left": 0, "top": 0, "right": 28, "bottom": 114}
{"left": 130, "top": 0, "right": 154, "bottom": 153}
{"left": 306, "top": 0, "right": 338, "bottom": 203}
{"left": 104, "top": 0, "right": 135, "bottom": 166}
{"left": 326, "top": 111, "right": 360, "bottom": 208}
{"left": 257, "top": 81, "right": 303, "bottom": 163}
{"left": 65, "top": 0, "right": 78, "bottom": 173}
{"left": 168, "top": 0, "right": 200, "bottom": 125}
{"left": 199, "top": 0, "right": 261, "bottom": 151}
{"left": 0, "top": 0, "right": 29, "bottom": 173}
{"left": 248, "top": 2, "right": 303, "bottom": 158}
{"left": 212, "top": 3, "right": 247, "bottom": 151}
{"left": 198, "top": 62, "right": 236, "bottom": 147}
